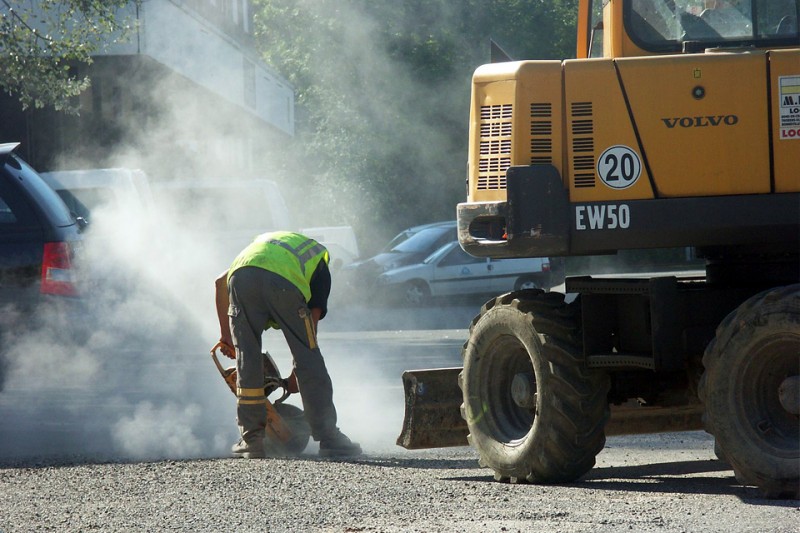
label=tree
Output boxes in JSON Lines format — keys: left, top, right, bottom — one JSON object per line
{"left": 0, "top": 0, "right": 137, "bottom": 113}
{"left": 252, "top": 0, "right": 577, "bottom": 251}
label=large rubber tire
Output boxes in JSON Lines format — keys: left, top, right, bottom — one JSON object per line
{"left": 263, "top": 403, "right": 311, "bottom": 456}
{"left": 460, "top": 290, "right": 610, "bottom": 483}
{"left": 700, "top": 284, "right": 800, "bottom": 498}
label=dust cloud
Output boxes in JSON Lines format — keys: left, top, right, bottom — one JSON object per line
{"left": 0, "top": 194, "right": 437, "bottom": 460}
{"left": 0, "top": 3, "right": 472, "bottom": 462}
{"left": 0, "top": 199, "right": 236, "bottom": 461}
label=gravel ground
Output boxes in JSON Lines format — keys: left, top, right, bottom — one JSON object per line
{"left": 1, "top": 432, "right": 798, "bottom": 533}
{"left": 1, "top": 304, "right": 797, "bottom": 532}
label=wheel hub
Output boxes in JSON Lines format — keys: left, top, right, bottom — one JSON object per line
{"left": 511, "top": 372, "right": 537, "bottom": 409}
{"left": 778, "top": 375, "right": 800, "bottom": 416}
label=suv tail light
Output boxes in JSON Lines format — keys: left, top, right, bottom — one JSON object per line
{"left": 542, "top": 260, "right": 551, "bottom": 272}
{"left": 40, "top": 242, "right": 78, "bottom": 296}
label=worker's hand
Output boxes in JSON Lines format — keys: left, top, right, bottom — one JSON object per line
{"left": 211, "top": 339, "right": 236, "bottom": 360}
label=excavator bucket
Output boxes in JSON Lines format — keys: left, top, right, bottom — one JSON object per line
{"left": 396, "top": 367, "right": 469, "bottom": 449}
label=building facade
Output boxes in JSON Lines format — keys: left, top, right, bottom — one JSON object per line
{"left": 0, "top": 0, "right": 294, "bottom": 180}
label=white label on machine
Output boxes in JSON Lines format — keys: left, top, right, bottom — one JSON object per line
{"left": 597, "top": 145, "right": 642, "bottom": 189}
{"left": 575, "top": 204, "right": 631, "bottom": 231}
{"left": 779, "top": 76, "right": 800, "bottom": 140}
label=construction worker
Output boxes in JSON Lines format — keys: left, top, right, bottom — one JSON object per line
{"left": 214, "top": 230, "right": 361, "bottom": 459}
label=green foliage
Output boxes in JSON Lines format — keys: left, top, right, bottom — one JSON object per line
{"left": 0, "top": 0, "right": 137, "bottom": 113}
{"left": 253, "top": 0, "right": 578, "bottom": 251}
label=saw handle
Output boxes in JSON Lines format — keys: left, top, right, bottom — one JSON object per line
{"left": 211, "top": 340, "right": 235, "bottom": 360}
{"left": 210, "top": 348, "right": 237, "bottom": 395}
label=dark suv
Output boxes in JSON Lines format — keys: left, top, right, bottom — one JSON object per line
{"left": 0, "top": 143, "right": 84, "bottom": 317}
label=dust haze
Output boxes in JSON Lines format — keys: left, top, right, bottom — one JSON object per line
{"left": 0, "top": 3, "right": 471, "bottom": 462}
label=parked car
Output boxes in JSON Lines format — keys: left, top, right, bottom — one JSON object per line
{"left": 376, "top": 241, "right": 559, "bottom": 305}
{"left": 0, "top": 143, "right": 85, "bottom": 322}
{"left": 375, "top": 221, "right": 455, "bottom": 255}
{"left": 334, "top": 221, "right": 456, "bottom": 303}
{"left": 300, "top": 225, "right": 360, "bottom": 271}
{"left": 40, "top": 168, "right": 156, "bottom": 226}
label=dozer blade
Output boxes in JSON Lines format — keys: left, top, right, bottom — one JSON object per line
{"left": 605, "top": 403, "right": 704, "bottom": 435}
{"left": 397, "top": 367, "right": 469, "bottom": 449}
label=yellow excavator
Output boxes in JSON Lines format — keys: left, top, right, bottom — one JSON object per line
{"left": 398, "top": 0, "right": 799, "bottom": 498}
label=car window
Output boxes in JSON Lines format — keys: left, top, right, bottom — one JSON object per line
{"left": 5, "top": 155, "right": 74, "bottom": 227}
{"left": 423, "top": 242, "right": 452, "bottom": 264}
{"left": 380, "top": 230, "right": 413, "bottom": 253}
{"left": 55, "top": 189, "right": 95, "bottom": 221}
{"left": 63, "top": 187, "right": 116, "bottom": 212}
{"left": 0, "top": 194, "right": 17, "bottom": 224}
{"left": 0, "top": 174, "right": 30, "bottom": 230}
{"left": 438, "top": 244, "right": 484, "bottom": 267}
{"left": 392, "top": 226, "right": 453, "bottom": 253}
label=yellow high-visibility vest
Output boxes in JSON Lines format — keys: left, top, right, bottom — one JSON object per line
{"left": 227, "top": 231, "right": 329, "bottom": 302}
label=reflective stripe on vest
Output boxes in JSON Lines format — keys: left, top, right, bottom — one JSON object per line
{"left": 227, "top": 232, "right": 329, "bottom": 302}
{"left": 266, "top": 239, "right": 327, "bottom": 272}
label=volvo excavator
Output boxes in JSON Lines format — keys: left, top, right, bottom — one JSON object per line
{"left": 398, "top": 0, "right": 800, "bottom": 498}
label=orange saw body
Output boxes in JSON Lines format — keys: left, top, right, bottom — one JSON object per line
{"left": 211, "top": 343, "right": 308, "bottom": 452}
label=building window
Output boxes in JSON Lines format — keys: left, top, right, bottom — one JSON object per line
{"left": 186, "top": 0, "right": 253, "bottom": 35}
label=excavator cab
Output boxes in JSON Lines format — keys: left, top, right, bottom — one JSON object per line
{"left": 579, "top": 0, "right": 799, "bottom": 59}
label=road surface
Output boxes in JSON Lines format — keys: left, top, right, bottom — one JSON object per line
{"left": 0, "top": 303, "right": 797, "bottom": 532}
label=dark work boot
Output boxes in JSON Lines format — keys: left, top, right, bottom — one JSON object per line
{"left": 319, "top": 430, "right": 362, "bottom": 458}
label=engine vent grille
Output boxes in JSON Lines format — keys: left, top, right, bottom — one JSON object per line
{"left": 478, "top": 104, "right": 512, "bottom": 190}
{"left": 571, "top": 101, "right": 595, "bottom": 188}
{"left": 530, "top": 102, "right": 553, "bottom": 166}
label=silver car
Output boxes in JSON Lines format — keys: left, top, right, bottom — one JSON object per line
{"left": 376, "top": 241, "right": 556, "bottom": 305}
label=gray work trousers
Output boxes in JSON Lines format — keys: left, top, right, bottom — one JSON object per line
{"left": 228, "top": 267, "right": 338, "bottom": 444}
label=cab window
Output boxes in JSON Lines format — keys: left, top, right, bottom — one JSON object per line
{"left": 626, "top": 0, "right": 798, "bottom": 52}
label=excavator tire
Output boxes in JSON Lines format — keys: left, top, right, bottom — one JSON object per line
{"left": 700, "top": 284, "right": 800, "bottom": 499}
{"left": 263, "top": 403, "right": 311, "bottom": 456}
{"left": 459, "top": 290, "right": 610, "bottom": 483}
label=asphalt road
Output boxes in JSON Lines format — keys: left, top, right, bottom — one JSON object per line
{"left": 0, "top": 302, "right": 798, "bottom": 532}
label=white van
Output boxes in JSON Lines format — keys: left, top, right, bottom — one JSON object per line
{"left": 300, "top": 225, "right": 360, "bottom": 270}
{"left": 40, "top": 168, "right": 156, "bottom": 224}
{"left": 151, "top": 179, "right": 292, "bottom": 265}
{"left": 151, "top": 180, "right": 361, "bottom": 271}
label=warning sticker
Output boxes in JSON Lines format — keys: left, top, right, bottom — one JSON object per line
{"left": 779, "top": 75, "right": 800, "bottom": 140}
{"left": 597, "top": 145, "right": 641, "bottom": 190}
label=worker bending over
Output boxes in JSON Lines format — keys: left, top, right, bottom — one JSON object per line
{"left": 215, "top": 231, "right": 361, "bottom": 459}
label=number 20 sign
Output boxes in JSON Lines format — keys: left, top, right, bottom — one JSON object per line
{"left": 597, "top": 145, "right": 642, "bottom": 190}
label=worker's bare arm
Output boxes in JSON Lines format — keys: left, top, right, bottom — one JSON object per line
{"left": 214, "top": 271, "right": 235, "bottom": 358}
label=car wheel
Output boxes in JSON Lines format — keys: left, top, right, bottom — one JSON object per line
{"left": 515, "top": 276, "right": 540, "bottom": 291}
{"left": 404, "top": 281, "right": 430, "bottom": 306}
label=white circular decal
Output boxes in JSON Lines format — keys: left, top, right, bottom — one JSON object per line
{"left": 597, "top": 145, "right": 642, "bottom": 190}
